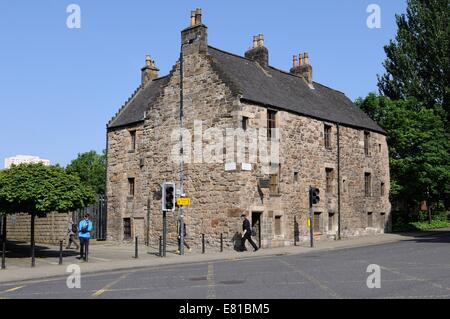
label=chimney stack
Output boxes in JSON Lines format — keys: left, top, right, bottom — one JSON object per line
{"left": 245, "top": 34, "right": 269, "bottom": 68}
{"left": 182, "top": 8, "right": 208, "bottom": 54}
{"left": 141, "top": 54, "right": 159, "bottom": 85}
{"left": 290, "top": 51, "right": 313, "bottom": 85}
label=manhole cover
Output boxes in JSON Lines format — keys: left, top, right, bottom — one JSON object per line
{"left": 189, "top": 276, "right": 208, "bottom": 281}
{"left": 219, "top": 280, "right": 246, "bottom": 285}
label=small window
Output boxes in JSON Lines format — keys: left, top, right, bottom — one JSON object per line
{"left": 128, "top": 178, "right": 135, "bottom": 197}
{"left": 364, "top": 173, "right": 372, "bottom": 197}
{"left": 326, "top": 168, "right": 334, "bottom": 193}
{"left": 267, "top": 110, "right": 277, "bottom": 140}
{"left": 269, "top": 164, "right": 280, "bottom": 194}
{"left": 324, "top": 125, "right": 332, "bottom": 149}
{"left": 241, "top": 116, "right": 249, "bottom": 131}
{"left": 130, "top": 130, "right": 137, "bottom": 151}
{"left": 293, "top": 171, "right": 299, "bottom": 183}
{"left": 378, "top": 143, "right": 382, "bottom": 153}
{"left": 274, "top": 216, "right": 282, "bottom": 235}
{"left": 328, "top": 213, "right": 334, "bottom": 231}
{"left": 123, "top": 218, "right": 131, "bottom": 240}
{"left": 364, "top": 131, "right": 370, "bottom": 156}
{"left": 313, "top": 212, "right": 321, "bottom": 233}
{"left": 367, "top": 212, "right": 373, "bottom": 228}
{"left": 380, "top": 182, "right": 385, "bottom": 197}
{"left": 342, "top": 179, "right": 347, "bottom": 193}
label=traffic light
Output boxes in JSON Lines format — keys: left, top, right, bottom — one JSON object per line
{"left": 309, "top": 187, "right": 320, "bottom": 207}
{"left": 162, "top": 182, "right": 176, "bottom": 212}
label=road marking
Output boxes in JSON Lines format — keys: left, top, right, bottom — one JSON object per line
{"left": 279, "top": 259, "right": 342, "bottom": 299}
{"left": 1, "top": 286, "right": 25, "bottom": 293}
{"left": 88, "top": 257, "right": 111, "bottom": 262}
{"left": 91, "top": 272, "right": 132, "bottom": 298}
{"left": 206, "top": 263, "right": 216, "bottom": 299}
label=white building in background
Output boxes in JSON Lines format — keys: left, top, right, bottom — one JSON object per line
{"left": 4, "top": 155, "right": 51, "bottom": 169}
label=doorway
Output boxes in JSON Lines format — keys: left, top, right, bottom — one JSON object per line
{"left": 251, "top": 212, "right": 262, "bottom": 248}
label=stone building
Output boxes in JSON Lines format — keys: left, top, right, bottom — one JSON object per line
{"left": 106, "top": 9, "right": 391, "bottom": 248}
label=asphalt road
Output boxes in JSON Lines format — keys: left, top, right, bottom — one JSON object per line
{"left": 1, "top": 231, "right": 449, "bottom": 299}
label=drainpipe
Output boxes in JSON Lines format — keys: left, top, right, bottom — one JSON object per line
{"left": 337, "top": 123, "right": 341, "bottom": 240}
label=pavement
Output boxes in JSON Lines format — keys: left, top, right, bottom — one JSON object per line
{"left": 0, "top": 228, "right": 449, "bottom": 299}
{"left": 1, "top": 229, "right": 449, "bottom": 286}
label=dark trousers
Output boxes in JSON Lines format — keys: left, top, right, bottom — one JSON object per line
{"left": 67, "top": 234, "right": 79, "bottom": 249}
{"left": 79, "top": 237, "right": 90, "bottom": 260}
{"left": 242, "top": 234, "right": 258, "bottom": 251}
{"left": 178, "top": 236, "right": 190, "bottom": 250}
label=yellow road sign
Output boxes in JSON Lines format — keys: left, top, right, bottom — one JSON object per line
{"left": 176, "top": 197, "right": 191, "bottom": 206}
{"left": 307, "top": 217, "right": 311, "bottom": 228}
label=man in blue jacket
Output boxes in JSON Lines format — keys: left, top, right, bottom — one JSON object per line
{"left": 78, "top": 213, "right": 93, "bottom": 261}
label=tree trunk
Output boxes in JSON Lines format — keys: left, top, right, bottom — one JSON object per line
{"left": 31, "top": 212, "right": 35, "bottom": 267}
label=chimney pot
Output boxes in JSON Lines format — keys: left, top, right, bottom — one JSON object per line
{"left": 258, "top": 34, "right": 264, "bottom": 47}
{"left": 141, "top": 54, "right": 159, "bottom": 85}
{"left": 253, "top": 35, "right": 258, "bottom": 48}
{"left": 304, "top": 52, "right": 309, "bottom": 65}
{"left": 190, "top": 11, "right": 196, "bottom": 26}
{"left": 293, "top": 55, "right": 298, "bottom": 67}
{"left": 195, "top": 8, "right": 202, "bottom": 24}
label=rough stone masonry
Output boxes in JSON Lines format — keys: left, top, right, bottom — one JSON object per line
{"left": 106, "top": 9, "right": 391, "bottom": 249}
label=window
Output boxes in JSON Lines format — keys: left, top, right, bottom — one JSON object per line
{"left": 364, "top": 173, "right": 372, "bottom": 197}
{"left": 241, "top": 116, "right": 249, "bottom": 131}
{"left": 378, "top": 143, "right": 382, "bottom": 153}
{"left": 324, "top": 125, "right": 332, "bottom": 149}
{"left": 130, "top": 130, "right": 136, "bottom": 151}
{"left": 293, "top": 171, "right": 299, "bottom": 183}
{"left": 267, "top": 110, "right": 277, "bottom": 140}
{"left": 128, "top": 178, "right": 135, "bottom": 197}
{"left": 364, "top": 131, "right": 370, "bottom": 156}
{"left": 367, "top": 212, "right": 373, "bottom": 228}
{"left": 326, "top": 168, "right": 334, "bottom": 193}
{"left": 123, "top": 218, "right": 131, "bottom": 240}
{"left": 328, "top": 213, "right": 334, "bottom": 231}
{"left": 274, "top": 216, "right": 282, "bottom": 235}
{"left": 269, "top": 164, "right": 280, "bottom": 194}
{"left": 313, "top": 212, "right": 321, "bottom": 233}
{"left": 342, "top": 179, "right": 347, "bottom": 193}
{"left": 380, "top": 182, "right": 385, "bottom": 197}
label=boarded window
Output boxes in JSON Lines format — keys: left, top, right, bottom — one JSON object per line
{"left": 367, "top": 212, "right": 373, "bottom": 227}
{"left": 123, "top": 218, "right": 131, "bottom": 240}
{"left": 324, "top": 125, "right": 332, "bottom": 149}
{"left": 269, "top": 164, "right": 280, "bottom": 194}
{"left": 128, "top": 178, "right": 135, "bottom": 197}
{"left": 365, "top": 173, "right": 372, "bottom": 197}
{"left": 326, "top": 168, "right": 334, "bottom": 193}
{"left": 364, "top": 131, "right": 370, "bottom": 156}
{"left": 274, "top": 216, "right": 282, "bottom": 235}
{"left": 130, "top": 130, "right": 136, "bottom": 151}
{"left": 267, "top": 110, "right": 277, "bottom": 140}
{"left": 328, "top": 213, "right": 334, "bottom": 231}
{"left": 313, "top": 212, "right": 321, "bottom": 233}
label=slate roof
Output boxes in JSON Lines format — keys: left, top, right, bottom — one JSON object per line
{"left": 108, "top": 46, "right": 384, "bottom": 134}
{"left": 208, "top": 46, "right": 385, "bottom": 134}
{"left": 108, "top": 76, "right": 170, "bottom": 129}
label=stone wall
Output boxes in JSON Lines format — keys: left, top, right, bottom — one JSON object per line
{"left": 6, "top": 212, "right": 70, "bottom": 245}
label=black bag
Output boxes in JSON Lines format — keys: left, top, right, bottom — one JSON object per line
{"left": 81, "top": 222, "right": 89, "bottom": 234}
{"left": 234, "top": 237, "right": 246, "bottom": 252}
{"left": 71, "top": 223, "right": 78, "bottom": 233}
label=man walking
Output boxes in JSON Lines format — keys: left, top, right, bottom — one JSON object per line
{"left": 66, "top": 218, "right": 79, "bottom": 250}
{"left": 241, "top": 213, "right": 258, "bottom": 252}
{"left": 78, "top": 214, "right": 93, "bottom": 261}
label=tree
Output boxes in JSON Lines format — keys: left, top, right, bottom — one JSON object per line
{"left": 377, "top": 0, "right": 450, "bottom": 124}
{"left": 66, "top": 150, "right": 106, "bottom": 194}
{"left": 356, "top": 93, "right": 450, "bottom": 210}
{"left": 0, "top": 163, "right": 95, "bottom": 266}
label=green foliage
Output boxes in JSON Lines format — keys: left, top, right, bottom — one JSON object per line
{"left": 377, "top": 0, "right": 450, "bottom": 124}
{"left": 66, "top": 150, "right": 106, "bottom": 194}
{"left": 0, "top": 163, "right": 95, "bottom": 215}
{"left": 355, "top": 94, "right": 450, "bottom": 206}
{"left": 393, "top": 219, "right": 450, "bottom": 232}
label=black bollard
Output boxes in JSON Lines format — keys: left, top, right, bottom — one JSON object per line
{"left": 59, "top": 240, "right": 63, "bottom": 265}
{"left": 134, "top": 236, "right": 138, "bottom": 259}
{"left": 159, "top": 236, "right": 162, "bottom": 257}
{"left": 220, "top": 233, "right": 223, "bottom": 252}
{"left": 1, "top": 241, "right": 5, "bottom": 270}
{"left": 202, "top": 234, "right": 205, "bottom": 254}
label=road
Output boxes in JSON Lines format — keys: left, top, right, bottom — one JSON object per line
{"left": 1, "top": 231, "right": 449, "bottom": 299}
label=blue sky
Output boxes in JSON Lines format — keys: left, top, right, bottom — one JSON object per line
{"left": 0, "top": 0, "right": 406, "bottom": 168}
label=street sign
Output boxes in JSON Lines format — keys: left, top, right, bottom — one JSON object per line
{"left": 176, "top": 197, "right": 191, "bottom": 206}
{"left": 307, "top": 217, "right": 311, "bottom": 228}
